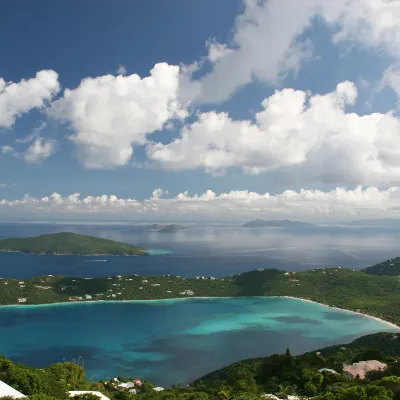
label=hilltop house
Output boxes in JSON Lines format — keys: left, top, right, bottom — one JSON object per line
{"left": 343, "top": 360, "right": 387, "bottom": 380}
{"left": 0, "top": 380, "right": 26, "bottom": 398}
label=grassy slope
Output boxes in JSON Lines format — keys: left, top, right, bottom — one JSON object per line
{"left": 0, "top": 232, "right": 147, "bottom": 255}
{"left": 192, "top": 332, "right": 400, "bottom": 391}
{"left": 362, "top": 257, "right": 400, "bottom": 276}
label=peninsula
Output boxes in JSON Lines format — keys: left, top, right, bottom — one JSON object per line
{"left": 242, "top": 219, "right": 315, "bottom": 228}
{"left": 2, "top": 259, "right": 400, "bottom": 326}
{"left": 0, "top": 232, "right": 147, "bottom": 256}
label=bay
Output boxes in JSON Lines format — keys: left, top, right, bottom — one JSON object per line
{"left": 0, "top": 297, "right": 396, "bottom": 387}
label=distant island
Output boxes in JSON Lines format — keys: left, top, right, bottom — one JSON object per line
{"left": 2, "top": 257, "right": 400, "bottom": 327}
{"left": 0, "top": 232, "right": 148, "bottom": 256}
{"left": 347, "top": 218, "right": 400, "bottom": 227}
{"left": 159, "top": 224, "right": 184, "bottom": 232}
{"left": 150, "top": 223, "right": 185, "bottom": 232}
{"left": 242, "top": 219, "right": 315, "bottom": 228}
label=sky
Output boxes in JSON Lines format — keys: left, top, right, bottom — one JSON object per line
{"left": 2, "top": 0, "right": 400, "bottom": 222}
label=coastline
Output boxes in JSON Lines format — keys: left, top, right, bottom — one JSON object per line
{"left": 1, "top": 295, "right": 399, "bottom": 331}
{"left": 282, "top": 296, "right": 400, "bottom": 331}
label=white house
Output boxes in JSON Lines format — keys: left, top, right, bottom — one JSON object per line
{"left": 153, "top": 387, "right": 165, "bottom": 392}
{"left": 68, "top": 391, "right": 110, "bottom": 400}
{"left": 0, "top": 380, "right": 26, "bottom": 398}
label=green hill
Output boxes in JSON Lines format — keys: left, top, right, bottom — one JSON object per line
{"left": 363, "top": 257, "right": 400, "bottom": 276}
{"left": 0, "top": 232, "right": 147, "bottom": 256}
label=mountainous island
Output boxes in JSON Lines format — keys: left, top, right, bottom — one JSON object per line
{"left": 150, "top": 224, "right": 185, "bottom": 232}
{"left": 242, "top": 219, "right": 316, "bottom": 228}
{"left": 0, "top": 232, "right": 148, "bottom": 256}
{"left": 1, "top": 331, "right": 400, "bottom": 399}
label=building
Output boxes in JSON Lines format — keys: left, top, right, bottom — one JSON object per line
{"left": 17, "top": 298, "right": 27, "bottom": 303}
{"left": 0, "top": 380, "right": 26, "bottom": 398}
{"left": 343, "top": 360, "right": 388, "bottom": 380}
{"left": 153, "top": 387, "right": 165, "bottom": 392}
{"left": 68, "top": 390, "right": 110, "bottom": 400}
{"left": 318, "top": 368, "right": 338, "bottom": 374}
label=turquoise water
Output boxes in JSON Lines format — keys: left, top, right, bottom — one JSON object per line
{"left": 0, "top": 297, "right": 396, "bottom": 386}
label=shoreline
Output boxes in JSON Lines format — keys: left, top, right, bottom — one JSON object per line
{"left": 282, "top": 296, "right": 400, "bottom": 331}
{"left": 1, "top": 295, "right": 399, "bottom": 331}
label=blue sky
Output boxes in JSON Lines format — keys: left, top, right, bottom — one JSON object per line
{"left": 2, "top": 0, "right": 400, "bottom": 221}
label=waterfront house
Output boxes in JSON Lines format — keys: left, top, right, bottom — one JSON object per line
{"left": 68, "top": 390, "right": 110, "bottom": 400}
{"left": 17, "top": 298, "right": 27, "bottom": 303}
{"left": 0, "top": 380, "right": 26, "bottom": 398}
{"left": 129, "top": 389, "right": 137, "bottom": 394}
{"left": 135, "top": 378, "right": 142, "bottom": 386}
{"left": 153, "top": 387, "right": 165, "bottom": 391}
{"left": 85, "top": 294, "right": 92, "bottom": 300}
{"left": 343, "top": 360, "right": 387, "bottom": 380}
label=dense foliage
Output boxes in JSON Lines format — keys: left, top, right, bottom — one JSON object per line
{"left": 0, "top": 232, "right": 147, "bottom": 256}
{"left": 362, "top": 257, "right": 400, "bottom": 276}
{"left": 2, "top": 333, "right": 400, "bottom": 400}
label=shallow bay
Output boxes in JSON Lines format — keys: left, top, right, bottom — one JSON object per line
{"left": 0, "top": 297, "right": 396, "bottom": 386}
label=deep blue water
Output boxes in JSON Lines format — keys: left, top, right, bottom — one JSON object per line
{"left": 1, "top": 223, "right": 400, "bottom": 279}
{"left": 0, "top": 297, "right": 396, "bottom": 387}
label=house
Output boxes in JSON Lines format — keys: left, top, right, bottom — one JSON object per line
{"left": 68, "top": 390, "right": 110, "bottom": 400}
{"left": 135, "top": 378, "right": 142, "bottom": 386}
{"left": 129, "top": 389, "right": 137, "bottom": 394}
{"left": 17, "top": 298, "right": 27, "bottom": 303}
{"left": 318, "top": 368, "right": 338, "bottom": 374}
{"left": 153, "top": 387, "right": 165, "bottom": 392}
{"left": 0, "top": 380, "right": 26, "bottom": 398}
{"left": 343, "top": 360, "right": 388, "bottom": 380}
{"left": 85, "top": 294, "right": 93, "bottom": 300}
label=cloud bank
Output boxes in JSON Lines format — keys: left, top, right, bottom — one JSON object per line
{"left": 1, "top": 186, "right": 400, "bottom": 221}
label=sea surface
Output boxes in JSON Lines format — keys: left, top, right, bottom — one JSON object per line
{"left": 1, "top": 223, "right": 400, "bottom": 279}
{"left": 0, "top": 297, "right": 396, "bottom": 387}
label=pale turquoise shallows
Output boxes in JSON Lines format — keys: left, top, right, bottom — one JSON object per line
{"left": 0, "top": 297, "right": 395, "bottom": 387}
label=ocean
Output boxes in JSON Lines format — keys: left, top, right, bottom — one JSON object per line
{"left": 1, "top": 223, "right": 400, "bottom": 279}
{"left": 0, "top": 297, "right": 395, "bottom": 386}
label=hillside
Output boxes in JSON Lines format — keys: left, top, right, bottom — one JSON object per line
{"left": 0, "top": 232, "right": 147, "bottom": 256}
{"left": 363, "top": 257, "right": 400, "bottom": 276}
{"left": 2, "top": 266, "right": 400, "bottom": 326}
{"left": 193, "top": 332, "right": 400, "bottom": 398}
{"left": 242, "top": 219, "right": 315, "bottom": 228}
{"left": 1, "top": 332, "right": 399, "bottom": 400}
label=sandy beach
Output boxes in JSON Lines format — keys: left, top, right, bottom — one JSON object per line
{"left": 1, "top": 295, "right": 400, "bottom": 332}
{"left": 282, "top": 295, "right": 400, "bottom": 331}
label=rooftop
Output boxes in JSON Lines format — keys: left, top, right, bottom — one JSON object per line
{"left": 0, "top": 380, "right": 26, "bottom": 398}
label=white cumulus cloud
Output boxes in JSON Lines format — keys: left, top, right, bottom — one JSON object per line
{"left": 0, "top": 70, "right": 59, "bottom": 128}
{"left": 1, "top": 186, "right": 400, "bottom": 221}
{"left": 49, "top": 63, "right": 187, "bottom": 169}
{"left": 148, "top": 81, "right": 400, "bottom": 186}
{"left": 23, "top": 137, "right": 57, "bottom": 164}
